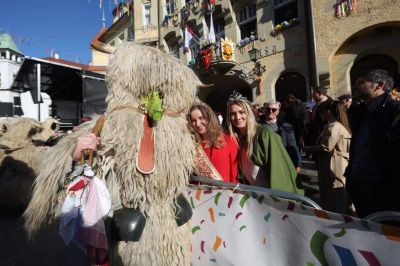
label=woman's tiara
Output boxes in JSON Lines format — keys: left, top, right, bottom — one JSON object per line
{"left": 228, "top": 90, "right": 247, "bottom": 103}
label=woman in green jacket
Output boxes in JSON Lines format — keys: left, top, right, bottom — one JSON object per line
{"left": 226, "top": 92, "right": 303, "bottom": 195}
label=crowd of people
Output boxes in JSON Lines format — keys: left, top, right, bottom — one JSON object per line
{"left": 71, "top": 69, "right": 400, "bottom": 219}
{"left": 185, "top": 69, "right": 400, "bottom": 218}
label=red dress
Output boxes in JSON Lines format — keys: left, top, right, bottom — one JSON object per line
{"left": 201, "top": 134, "right": 239, "bottom": 183}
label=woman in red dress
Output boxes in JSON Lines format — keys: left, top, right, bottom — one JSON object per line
{"left": 189, "top": 103, "right": 239, "bottom": 183}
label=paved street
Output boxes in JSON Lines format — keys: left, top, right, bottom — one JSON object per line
{"left": 298, "top": 157, "right": 320, "bottom": 207}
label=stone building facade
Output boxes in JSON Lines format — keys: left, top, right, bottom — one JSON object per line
{"left": 90, "top": 0, "right": 400, "bottom": 107}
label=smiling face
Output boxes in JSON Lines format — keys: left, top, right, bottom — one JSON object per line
{"left": 229, "top": 104, "right": 247, "bottom": 133}
{"left": 190, "top": 109, "right": 208, "bottom": 136}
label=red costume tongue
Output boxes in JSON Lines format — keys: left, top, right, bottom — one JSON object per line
{"left": 136, "top": 116, "right": 155, "bottom": 174}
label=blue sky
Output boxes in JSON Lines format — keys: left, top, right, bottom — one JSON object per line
{"left": 0, "top": 0, "right": 115, "bottom": 64}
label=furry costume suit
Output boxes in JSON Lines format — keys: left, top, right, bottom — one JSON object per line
{"left": 0, "top": 118, "right": 58, "bottom": 214}
{"left": 24, "top": 43, "right": 200, "bottom": 265}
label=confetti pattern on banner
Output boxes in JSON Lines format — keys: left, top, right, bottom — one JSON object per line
{"left": 208, "top": 208, "right": 215, "bottom": 223}
{"left": 188, "top": 185, "right": 400, "bottom": 265}
{"left": 214, "top": 192, "right": 222, "bottom": 205}
{"left": 239, "top": 194, "right": 250, "bottom": 208}
{"left": 314, "top": 209, "right": 330, "bottom": 220}
{"left": 235, "top": 212, "right": 243, "bottom": 220}
{"left": 204, "top": 188, "right": 212, "bottom": 194}
{"left": 287, "top": 201, "right": 295, "bottom": 211}
{"left": 192, "top": 226, "right": 201, "bottom": 234}
{"left": 333, "top": 245, "right": 357, "bottom": 266}
{"left": 200, "top": 241, "right": 205, "bottom": 253}
{"left": 334, "top": 229, "right": 346, "bottom": 237}
{"left": 228, "top": 196, "right": 233, "bottom": 208}
{"left": 262, "top": 237, "right": 267, "bottom": 244}
{"left": 382, "top": 224, "right": 400, "bottom": 241}
{"left": 310, "top": 231, "right": 329, "bottom": 266}
{"left": 190, "top": 197, "right": 195, "bottom": 208}
{"left": 358, "top": 250, "right": 381, "bottom": 266}
{"left": 212, "top": 236, "right": 222, "bottom": 252}
{"left": 264, "top": 213, "right": 271, "bottom": 222}
{"left": 195, "top": 189, "right": 202, "bottom": 201}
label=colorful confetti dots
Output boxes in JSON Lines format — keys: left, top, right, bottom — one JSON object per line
{"left": 264, "top": 213, "right": 271, "bottom": 222}
{"left": 239, "top": 225, "right": 247, "bottom": 231}
{"left": 235, "top": 212, "right": 243, "bottom": 220}
{"left": 228, "top": 196, "right": 233, "bottom": 208}
{"left": 195, "top": 189, "right": 202, "bottom": 201}
{"left": 208, "top": 208, "right": 215, "bottom": 223}
{"left": 239, "top": 195, "right": 250, "bottom": 208}
{"left": 334, "top": 228, "right": 346, "bottom": 237}
{"left": 200, "top": 241, "right": 205, "bottom": 253}
{"left": 214, "top": 192, "right": 222, "bottom": 206}
{"left": 213, "top": 236, "right": 222, "bottom": 252}
{"left": 192, "top": 226, "right": 201, "bottom": 234}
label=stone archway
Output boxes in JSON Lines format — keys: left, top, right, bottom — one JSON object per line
{"left": 274, "top": 72, "right": 307, "bottom": 102}
{"left": 330, "top": 22, "right": 400, "bottom": 96}
{"left": 350, "top": 54, "right": 398, "bottom": 86}
{"left": 197, "top": 74, "right": 253, "bottom": 117}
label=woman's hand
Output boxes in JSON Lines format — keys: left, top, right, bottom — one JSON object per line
{"left": 72, "top": 133, "right": 101, "bottom": 162}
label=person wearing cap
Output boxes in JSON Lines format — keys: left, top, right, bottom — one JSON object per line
{"left": 337, "top": 94, "right": 352, "bottom": 109}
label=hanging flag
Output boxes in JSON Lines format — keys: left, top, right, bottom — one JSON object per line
{"left": 202, "top": 16, "right": 210, "bottom": 42}
{"left": 209, "top": 13, "right": 216, "bottom": 43}
{"left": 184, "top": 27, "right": 193, "bottom": 54}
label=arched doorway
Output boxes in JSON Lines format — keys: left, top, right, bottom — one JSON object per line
{"left": 350, "top": 54, "right": 398, "bottom": 87}
{"left": 197, "top": 74, "right": 253, "bottom": 118}
{"left": 275, "top": 72, "right": 307, "bottom": 102}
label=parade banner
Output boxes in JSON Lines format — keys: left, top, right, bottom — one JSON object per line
{"left": 188, "top": 185, "right": 400, "bottom": 266}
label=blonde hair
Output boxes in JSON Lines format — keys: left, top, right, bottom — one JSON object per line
{"left": 226, "top": 99, "right": 257, "bottom": 156}
{"left": 188, "top": 103, "right": 224, "bottom": 148}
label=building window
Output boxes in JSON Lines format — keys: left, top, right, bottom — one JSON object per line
{"left": 143, "top": 3, "right": 151, "bottom": 26}
{"left": 274, "top": 0, "right": 298, "bottom": 25}
{"left": 236, "top": 3, "right": 257, "bottom": 39}
{"left": 166, "top": 0, "right": 176, "bottom": 15}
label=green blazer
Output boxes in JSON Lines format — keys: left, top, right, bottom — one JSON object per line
{"left": 251, "top": 125, "right": 304, "bottom": 195}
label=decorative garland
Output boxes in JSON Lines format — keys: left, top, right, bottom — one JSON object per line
{"left": 334, "top": 0, "right": 357, "bottom": 17}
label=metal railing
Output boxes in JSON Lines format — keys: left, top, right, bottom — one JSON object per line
{"left": 190, "top": 175, "right": 322, "bottom": 209}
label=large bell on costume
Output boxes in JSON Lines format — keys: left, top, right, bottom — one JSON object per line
{"left": 109, "top": 208, "right": 146, "bottom": 242}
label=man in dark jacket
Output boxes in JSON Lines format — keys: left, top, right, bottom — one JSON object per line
{"left": 307, "top": 86, "right": 334, "bottom": 146}
{"left": 345, "top": 69, "right": 400, "bottom": 218}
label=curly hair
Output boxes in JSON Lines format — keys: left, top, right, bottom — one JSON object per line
{"left": 188, "top": 103, "right": 225, "bottom": 148}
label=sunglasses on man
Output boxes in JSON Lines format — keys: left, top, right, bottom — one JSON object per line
{"left": 266, "top": 108, "right": 278, "bottom": 113}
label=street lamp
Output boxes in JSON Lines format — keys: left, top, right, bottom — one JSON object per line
{"left": 248, "top": 47, "right": 261, "bottom": 62}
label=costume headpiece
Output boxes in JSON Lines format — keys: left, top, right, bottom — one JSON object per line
{"left": 228, "top": 90, "right": 247, "bottom": 103}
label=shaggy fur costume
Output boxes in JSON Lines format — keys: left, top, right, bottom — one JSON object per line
{"left": 24, "top": 43, "right": 200, "bottom": 265}
{"left": 0, "top": 118, "right": 58, "bottom": 214}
